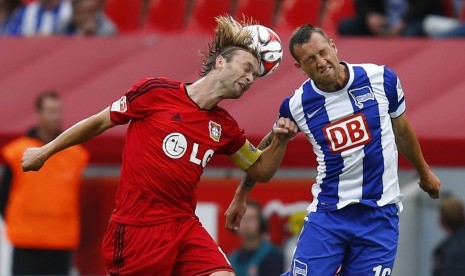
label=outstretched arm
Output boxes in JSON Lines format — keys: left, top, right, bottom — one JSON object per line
{"left": 392, "top": 113, "right": 440, "bottom": 198}
{"left": 22, "top": 107, "right": 114, "bottom": 171}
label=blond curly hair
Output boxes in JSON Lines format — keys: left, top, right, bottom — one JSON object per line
{"left": 200, "top": 15, "right": 259, "bottom": 77}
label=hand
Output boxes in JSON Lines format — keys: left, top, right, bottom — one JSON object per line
{"left": 224, "top": 195, "right": 247, "bottom": 232}
{"left": 418, "top": 170, "right": 441, "bottom": 199}
{"left": 273, "top": 117, "right": 298, "bottom": 142}
{"left": 22, "top": 147, "right": 47, "bottom": 172}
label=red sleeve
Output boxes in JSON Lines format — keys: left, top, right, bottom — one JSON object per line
{"left": 224, "top": 128, "right": 247, "bottom": 156}
{"left": 215, "top": 109, "right": 247, "bottom": 156}
{"left": 110, "top": 77, "right": 160, "bottom": 125}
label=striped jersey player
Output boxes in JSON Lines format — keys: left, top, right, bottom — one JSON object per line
{"left": 226, "top": 24, "right": 440, "bottom": 276}
{"left": 279, "top": 62, "right": 404, "bottom": 213}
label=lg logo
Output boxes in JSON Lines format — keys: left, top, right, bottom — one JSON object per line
{"left": 324, "top": 114, "right": 372, "bottom": 153}
{"left": 162, "top": 133, "right": 214, "bottom": 167}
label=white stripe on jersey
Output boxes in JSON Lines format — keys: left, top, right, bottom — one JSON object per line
{"left": 286, "top": 62, "right": 404, "bottom": 213}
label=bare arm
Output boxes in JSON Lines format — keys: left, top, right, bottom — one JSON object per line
{"left": 22, "top": 107, "right": 114, "bottom": 171}
{"left": 392, "top": 113, "right": 440, "bottom": 198}
{"left": 245, "top": 118, "right": 297, "bottom": 182}
{"left": 225, "top": 131, "right": 275, "bottom": 231}
{"left": 225, "top": 117, "right": 297, "bottom": 231}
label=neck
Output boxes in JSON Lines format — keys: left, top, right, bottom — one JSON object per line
{"left": 186, "top": 76, "right": 225, "bottom": 110}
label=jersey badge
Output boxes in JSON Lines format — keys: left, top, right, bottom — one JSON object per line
{"left": 209, "top": 121, "right": 222, "bottom": 142}
{"left": 110, "top": 96, "right": 127, "bottom": 113}
{"left": 348, "top": 86, "right": 375, "bottom": 109}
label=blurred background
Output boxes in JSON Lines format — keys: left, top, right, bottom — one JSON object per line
{"left": 1, "top": 0, "right": 465, "bottom": 275}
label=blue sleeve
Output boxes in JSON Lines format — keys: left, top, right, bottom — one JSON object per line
{"left": 383, "top": 66, "right": 406, "bottom": 118}
{"left": 279, "top": 96, "right": 294, "bottom": 121}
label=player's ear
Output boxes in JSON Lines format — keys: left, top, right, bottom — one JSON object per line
{"left": 330, "top": 39, "right": 337, "bottom": 53}
{"left": 294, "top": 62, "right": 306, "bottom": 75}
{"left": 216, "top": 55, "right": 225, "bottom": 69}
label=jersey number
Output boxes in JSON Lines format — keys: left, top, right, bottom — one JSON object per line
{"left": 373, "top": 265, "right": 391, "bottom": 276}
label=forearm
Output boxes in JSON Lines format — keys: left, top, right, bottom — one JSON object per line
{"left": 236, "top": 132, "right": 274, "bottom": 197}
{"left": 396, "top": 126, "right": 429, "bottom": 177}
{"left": 251, "top": 136, "right": 288, "bottom": 181}
{"left": 244, "top": 131, "right": 289, "bottom": 183}
{"left": 42, "top": 108, "right": 112, "bottom": 159}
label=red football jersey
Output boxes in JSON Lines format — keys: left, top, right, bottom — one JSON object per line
{"left": 109, "top": 77, "right": 247, "bottom": 225}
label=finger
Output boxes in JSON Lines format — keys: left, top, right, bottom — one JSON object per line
{"left": 273, "top": 127, "right": 289, "bottom": 134}
{"left": 277, "top": 119, "right": 285, "bottom": 128}
{"left": 284, "top": 118, "right": 291, "bottom": 130}
{"left": 232, "top": 216, "right": 241, "bottom": 231}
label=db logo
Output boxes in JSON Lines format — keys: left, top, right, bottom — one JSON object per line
{"left": 324, "top": 114, "right": 371, "bottom": 153}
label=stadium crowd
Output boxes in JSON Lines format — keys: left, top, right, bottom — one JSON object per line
{"left": 1, "top": 0, "right": 464, "bottom": 37}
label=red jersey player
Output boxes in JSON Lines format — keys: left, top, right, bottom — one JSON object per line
{"left": 21, "top": 16, "right": 297, "bottom": 276}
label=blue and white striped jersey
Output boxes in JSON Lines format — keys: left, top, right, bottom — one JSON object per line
{"left": 279, "top": 62, "right": 405, "bottom": 212}
{"left": 4, "top": 1, "right": 72, "bottom": 36}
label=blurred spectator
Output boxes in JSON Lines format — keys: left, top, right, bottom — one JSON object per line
{"left": 282, "top": 210, "right": 306, "bottom": 270}
{"left": 0, "top": 91, "right": 88, "bottom": 275}
{"left": 64, "top": 0, "right": 117, "bottom": 36}
{"left": 229, "top": 200, "right": 284, "bottom": 276}
{"left": 3, "top": 0, "right": 72, "bottom": 36}
{"left": 338, "top": 0, "right": 445, "bottom": 36}
{"left": 424, "top": 1, "right": 465, "bottom": 38}
{"left": 432, "top": 196, "right": 465, "bottom": 276}
{"left": 0, "top": 0, "right": 22, "bottom": 33}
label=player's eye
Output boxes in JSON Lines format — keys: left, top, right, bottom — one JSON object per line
{"left": 305, "top": 56, "right": 315, "bottom": 64}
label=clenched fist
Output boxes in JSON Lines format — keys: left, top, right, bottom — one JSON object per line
{"left": 22, "top": 147, "right": 47, "bottom": 172}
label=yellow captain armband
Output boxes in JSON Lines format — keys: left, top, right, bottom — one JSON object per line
{"left": 230, "top": 140, "right": 262, "bottom": 171}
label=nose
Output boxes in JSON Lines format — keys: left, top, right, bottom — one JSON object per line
{"left": 245, "top": 72, "right": 254, "bottom": 84}
{"left": 316, "top": 55, "right": 326, "bottom": 68}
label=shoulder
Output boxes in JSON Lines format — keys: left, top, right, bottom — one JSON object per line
{"left": 351, "top": 62, "right": 398, "bottom": 82}
{"left": 350, "top": 62, "right": 387, "bottom": 74}
{"left": 126, "top": 77, "right": 183, "bottom": 100}
{"left": 285, "top": 79, "right": 312, "bottom": 103}
{"left": 214, "top": 106, "right": 240, "bottom": 126}
{"left": 130, "top": 77, "right": 182, "bottom": 91}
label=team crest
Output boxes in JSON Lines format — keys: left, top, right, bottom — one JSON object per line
{"left": 209, "top": 121, "right": 222, "bottom": 142}
{"left": 348, "top": 86, "right": 375, "bottom": 109}
{"left": 110, "top": 96, "right": 127, "bottom": 113}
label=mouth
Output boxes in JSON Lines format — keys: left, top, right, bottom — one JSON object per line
{"left": 320, "top": 66, "right": 332, "bottom": 75}
{"left": 237, "top": 82, "right": 246, "bottom": 92}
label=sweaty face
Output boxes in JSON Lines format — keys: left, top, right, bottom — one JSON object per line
{"left": 218, "top": 50, "right": 260, "bottom": 99}
{"left": 293, "top": 33, "right": 342, "bottom": 88}
{"left": 38, "top": 97, "right": 63, "bottom": 135}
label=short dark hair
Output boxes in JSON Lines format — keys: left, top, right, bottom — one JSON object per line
{"left": 35, "top": 91, "right": 61, "bottom": 111}
{"left": 289, "top": 24, "right": 330, "bottom": 62}
{"left": 440, "top": 196, "right": 465, "bottom": 231}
